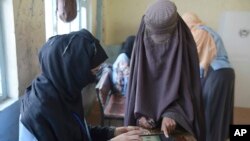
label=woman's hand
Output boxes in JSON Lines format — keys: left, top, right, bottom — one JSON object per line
{"left": 114, "top": 126, "right": 141, "bottom": 136}
{"left": 161, "top": 117, "right": 176, "bottom": 138}
{"left": 111, "top": 129, "right": 143, "bottom": 141}
{"left": 137, "top": 116, "right": 156, "bottom": 129}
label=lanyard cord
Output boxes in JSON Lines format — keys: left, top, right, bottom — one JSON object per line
{"left": 72, "top": 112, "right": 92, "bottom": 141}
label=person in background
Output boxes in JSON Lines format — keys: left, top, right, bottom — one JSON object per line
{"left": 182, "top": 12, "right": 235, "bottom": 141}
{"left": 118, "top": 35, "right": 136, "bottom": 59}
{"left": 19, "top": 29, "right": 144, "bottom": 141}
{"left": 112, "top": 35, "right": 135, "bottom": 96}
{"left": 124, "top": 0, "right": 205, "bottom": 141}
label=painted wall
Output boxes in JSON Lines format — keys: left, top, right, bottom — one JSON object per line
{"left": 102, "top": 0, "right": 151, "bottom": 45}
{"left": 102, "top": 0, "right": 250, "bottom": 45}
{"left": 13, "top": 0, "right": 45, "bottom": 96}
{"left": 91, "top": 0, "right": 97, "bottom": 36}
{"left": 218, "top": 12, "right": 250, "bottom": 108}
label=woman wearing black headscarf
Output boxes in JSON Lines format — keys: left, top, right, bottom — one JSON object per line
{"left": 118, "top": 35, "right": 136, "bottom": 59}
{"left": 124, "top": 0, "right": 205, "bottom": 141}
{"left": 19, "top": 29, "right": 143, "bottom": 141}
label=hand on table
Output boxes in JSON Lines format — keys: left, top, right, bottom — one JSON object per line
{"left": 111, "top": 126, "right": 146, "bottom": 141}
{"left": 161, "top": 117, "right": 176, "bottom": 138}
{"left": 137, "top": 116, "right": 156, "bottom": 129}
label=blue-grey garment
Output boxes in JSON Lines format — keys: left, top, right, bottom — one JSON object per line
{"left": 19, "top": 116, "right": 37, "bottom": 141}
{"left": 199, "top": 25, "right": 231, "bottom": 70}
{"left": 201, "top": 68, "right": 235, "bottom": 141}
{"left": 112, "top": 53, "right": 130, "bottom": 95}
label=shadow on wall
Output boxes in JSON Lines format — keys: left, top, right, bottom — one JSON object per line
{"left": 0, "top": 100, "right": 20, "bottom": 141}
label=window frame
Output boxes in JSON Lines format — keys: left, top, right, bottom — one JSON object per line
{"left": 45, "top": 0, "right": 91, "bottom": 40}
{"left": 0, "top": 18, "right": 7, "bottom": 102}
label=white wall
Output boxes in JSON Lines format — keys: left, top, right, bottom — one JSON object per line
{"left": 219, "top": 11, "right": 250, "bottom": 108}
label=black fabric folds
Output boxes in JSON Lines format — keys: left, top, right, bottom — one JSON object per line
{"left": 20, "top": 29, "right": 108, "bottom": 141}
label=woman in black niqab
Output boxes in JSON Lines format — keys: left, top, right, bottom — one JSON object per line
{"left": 20, "top": 29, "right": 113, "bottom": 141}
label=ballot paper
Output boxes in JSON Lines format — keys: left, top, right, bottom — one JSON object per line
{"left": 141, "top": 135, "right": 161, "bottom": 141}
{"left": 141, "top": 134, "right": 176, "bottom": 141}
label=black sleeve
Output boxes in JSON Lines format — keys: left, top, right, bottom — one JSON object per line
{"left": 88, "top": 125, "right": 115, "bottom": 141}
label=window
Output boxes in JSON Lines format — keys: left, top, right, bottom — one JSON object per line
{"left": 0, "top": 19, "right": 7, "bottom": 101}
{"left": 0, "top": 0, "right": 18, "bottom": 107}
{"left": 45, "top": 0, "right": 91, "bottom": 39}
